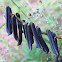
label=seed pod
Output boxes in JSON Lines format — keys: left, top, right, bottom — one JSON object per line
{"left": 30, "top": 22, "right": 43, "bottom": 49}
{"left": 52, "top": 32, "right": 60, "bottom": 56}
{"left": 46, "top": 29, "right": 59, "bottom": 56}
{"left": 16, "top": 13, "right": 22, "bottom": 46}
{"left": 16, "top": 13, "right": 20, "bottom": 30}
{"left": 23, "top": 23, "right": 30, "bottom": 49}
{"left": 17, "top": 22, "right": 22, "bottom": 46}
{"left": 27, "top": 25, "right": 34, "bottom": 50}
{"left": 5, "top": 6, "right": 12, "bottom": 35}
{"left": 29, "top": 24, "right": 34, "bottom": 44}
{"left": 11, "top": 15, "right": 18, "bottom": 41}
{"left": 36, "top": 26, "right": 49, "bottom": 53}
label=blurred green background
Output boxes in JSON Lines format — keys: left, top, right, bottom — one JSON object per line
{"left": 0, "top": 0, "right": 62, "bottom": 62}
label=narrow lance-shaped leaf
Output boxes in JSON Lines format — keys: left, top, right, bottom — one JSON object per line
{"left": 0, "top": 23, "right": 5, "bottom": 29}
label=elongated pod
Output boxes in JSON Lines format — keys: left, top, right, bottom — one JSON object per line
{"left": 11, "top": 15, "right": 18, "bottom": 41}
{"left": 5, "top": 6, "right": 12, "bottom": 35}
{"left": 46, "top": 29, "right": 59, "bottom": 56}
{"left": 52, "top": 32, "right": 59, "bottom": 56}
{"left": 36, "top": 26, "right": 49, "bottom": 53}
{"left": 46, "top": 29, "right": 56, "bottom": 54}
{"left": 16, "top": 13, "right": 22, "bottom": 46}
{"left": 27, "top": 25, "right": 34, "bottom": 50}
{"left": 29, "top": 25, "right": 34, "bottom": 44}
{"left": 17, "top": 22, "right": 22, "bottom": 46}
{"left": 30, "top": 22, "right": 43, "bottom": 49}
{"left": 23, "top": 23, "right": 30, "bottom": 49}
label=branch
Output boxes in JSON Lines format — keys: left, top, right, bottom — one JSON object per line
{"left": 0, "top": 4, "right": 62, "bottom": 39}
{"left": 41, "top": 32, "right": 62, "bottom": 39}
{"left": 15, "top": 15, "right": 62, "bottom": 39}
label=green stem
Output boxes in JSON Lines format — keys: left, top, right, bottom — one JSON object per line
{"left": 11, "top": 0, "right": 27, "bottom": 17}
{"left": 0, "top": 23, "right": 5, "bottom": 29}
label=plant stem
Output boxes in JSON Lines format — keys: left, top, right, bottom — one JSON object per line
{"left": 11, "top": 0, "right": 27, "bottom": 17}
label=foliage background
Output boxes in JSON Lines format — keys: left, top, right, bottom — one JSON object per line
{"left": 0, "top": 0, "right": 62, "bottom": 62}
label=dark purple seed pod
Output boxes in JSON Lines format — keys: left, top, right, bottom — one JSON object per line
{"left": 11, "top": 15, "right": 18, "bottom": 41}
{"left": 29, "top": 24, "right": 34, "bottom": 44}
{"left": 46, "top": 29, "right": 56, "bottom": 54}
{"left": 16, "top": 13, "right": 22, "bottom": 46}
{"left": 17, "top": 22, "right": 22, "bottom": 46}
{"left": 30, "top": 22, "right": 43, "bottom": 49}
{"left": 52, "top": 32, "right": 60, "bottom": 56}
{"left": 36, "top": 26, "right": 49, "bottom": 53}
{"left": 5, "top": 6, "right": 12, "bottom": 35}
{"left": 27, "top": 24, "right": 34, "bottom": 50}
{"left": 46, "top": 29, "right": 59, "bottom": 56}
{"left": 23, "top": 23, "right": 30, "bottom": 49}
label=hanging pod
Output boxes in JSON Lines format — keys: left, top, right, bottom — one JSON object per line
{"left": 23, "top": 23, "right": 30, "bottom": 50}
{"left": 11, "top": 15, "right": 18, "bottom": 41}
{"left": 23, "top": 23, "right": 33, "bottom": 50}
{"left": 27, "top": 24, "right": 34, "bottom": 50}
{"left": 52, "top": 32, "right": 60, "bottom": 56}
{"left": 5, "top": 6, "right": 12, "bottom": 35}
{"left": 46, "top": 29, "right": 59, "bottom": 56}
{"left": 16, "top": 13, "right": 22, "bottom": 46}
{"left": 29, "top": 22, "right": 49, "bottom": 52}
{"left": 36, "top": 26, "right": 49, "bottom": 53}
{"left": 17, "top": 22, "right": 22, "bottom": 46}
{"left": 30, "top": 22, "right": 42, "bottom": 49}
{"left": 29, "top": 24, "right": 34, "bottom": 44}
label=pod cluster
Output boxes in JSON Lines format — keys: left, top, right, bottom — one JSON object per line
{"left": 5, "top": 6, "right": 61, "bottom": 61}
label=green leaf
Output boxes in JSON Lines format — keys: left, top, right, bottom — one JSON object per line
{"left": 0, "top": 23, "right": 5, "bottom": 29}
